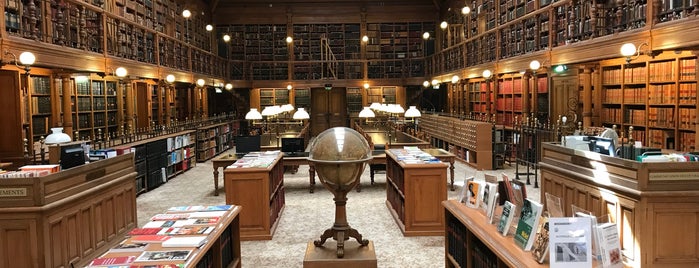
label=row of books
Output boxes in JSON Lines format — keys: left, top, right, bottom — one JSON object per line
{"left": 456, "top": 173, "right": 622, "bottom": 267}
{"left": 85, "top": 205, "right": 235, "bottom": 268}
{"left": 0, "top": 164, "right": 61, "bottom": 178}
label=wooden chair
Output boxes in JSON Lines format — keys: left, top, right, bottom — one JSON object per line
{"left": 369, "top": 143, "right": 386, "bottom": 185}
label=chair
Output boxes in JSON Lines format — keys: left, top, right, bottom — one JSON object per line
{"left": 369, "top": 143, "right": 386, "bottom": 185}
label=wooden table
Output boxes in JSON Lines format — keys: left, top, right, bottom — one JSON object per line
{"left": 212, "top": 153, "right": 238, "bottom": 196}
{"left": 421, "top": 148, "right": 457, "bottom": 191}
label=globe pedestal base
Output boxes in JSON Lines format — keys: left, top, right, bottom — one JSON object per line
{"left": 313, "top": 195, "right": 368, "bottom": 258}
{"left": 304, "top": 240, "right": 376, "bottom": 268}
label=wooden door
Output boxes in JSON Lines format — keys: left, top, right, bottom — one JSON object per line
{"left": 135, "top": 82, "right": 150, "bottom": 129}
{"left": 0, "top": 70, "right": 23, "bottom": 159}
{"left": 310, "top": 87, "right": 347, "bottom": 136}
{"left": 550, "top": 76, "right": 579, "bottom": 123}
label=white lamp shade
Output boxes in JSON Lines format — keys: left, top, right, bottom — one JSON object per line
{"left": 369, "top": 102, "right": 381, "bottom": 110}
{"left": 261, "top": 106, "right": 278, "bottom": 116}
{"left": 405, "top": 106, "right": 421, "bottom": 118}
{"left": 529, "top": 60, "right": 541, "bottom": 71}
{"left": 44, "top": 127, "right": 72, "bottom": 144}
{"left": 293, "top": 108, "right": 310, "bottom": 120}
{"left": 281, "top": 104, "right": 295, "bottom": 112}
{"left": 358, "top": 107, "right": 376, "bottom": 118}
{"left": 166, "top": 74, "right": 175, "bottom": 83}
{"left": 392, "top": 104, "right": 405, "bottom": 114}
{"left": 245, "top": 108, "right": 263, "bottom": 120}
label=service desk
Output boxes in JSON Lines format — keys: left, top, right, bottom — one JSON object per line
{"left": 0, "top": 154, "right": 137, "bottom": 268}
{"left": 385, "top": 149, "right": 448, "bottom": 236}
{"left": 540, "top": 142, "right": 699, "bottom": 267}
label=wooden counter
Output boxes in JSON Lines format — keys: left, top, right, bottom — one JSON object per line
{"left": 223, "top": 153, "right": 285, "bottom": 240}
{"left": 540, "top": 142, "right": 699, "bottom": 268}
{"left": 385, "top": 149, "right": 447, "bottom": 236}
{"left": 0, "top": 154, "right": 137, "bottom": 268}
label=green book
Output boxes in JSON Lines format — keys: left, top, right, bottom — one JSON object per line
{"left": 514, "top": 198, "right": 544, "bottom": 251}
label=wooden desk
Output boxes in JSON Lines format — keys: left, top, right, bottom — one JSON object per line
{"left": 0, "top": 162, "right": 11, "bottom": 169}
{"left": 212, "top": 153, "right": 238, "bottom": 196}
{"left": 92, "top": 206, "right": 242, "bottom": 268}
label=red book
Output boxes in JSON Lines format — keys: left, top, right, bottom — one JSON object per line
{"left": 128, "top": 228, "right": 163, "bottom": 236}
{"left": 88, "top": 256, "right": 136, "bottom": 266}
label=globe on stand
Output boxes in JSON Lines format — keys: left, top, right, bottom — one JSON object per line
{"left": 307, "top": 127, "right": 372, "bottom": 258}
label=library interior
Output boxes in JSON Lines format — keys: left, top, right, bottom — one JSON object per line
{"left": 1, "top": 0, "right": 699, "bottom": 267}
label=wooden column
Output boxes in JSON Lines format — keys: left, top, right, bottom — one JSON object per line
{"left": 581, "top": 66, "right": 593, "bottom": 128}
{"left": 50, "top": 77, "right": 61, "bottom": 127}
{"left": 202, "top": 87, "right": 209, "bottom": 118}
{"left": 157, "top": 83, "right": 164, "bottom": 124}
{"left": 61, "top": 75, "right": 74, "bottom": 138}
{"left": 522, "top": 73, "right": 530, "bottom": 115}
{"left": 124, "top": 79, "right": 134, "bottom": 133}
{"left": 531, "top": 74, "right": 539, "bottom": 116}
{"left": 116, "top": 79, "right": 125, "bottom": 134}
{"left": 164, "top": 84, "right": 172, "bottom": 126}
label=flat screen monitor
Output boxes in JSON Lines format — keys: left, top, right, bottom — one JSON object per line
{"left": 281, "top": 137, "right": 305, "bottom": 154}
{"left": 588, "top": 136, "right": 616, "bottom": 157}
{"left": 564, "top": 135, "right": 590, "bottom": 151}
{"left": 60, "top": 144, "right": 86, "bottom": 170}
{"left": 235, "top": 135, "right": 261, "bottom": 155}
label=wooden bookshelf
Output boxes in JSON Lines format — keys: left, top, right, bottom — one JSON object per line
{"left": 443, "top": 200, "right": 546, "bottom": 268}
{"left": 599, "top": 51, "right": 697, "bottom": 151}
{"left": 385, "top": 149, "right": 447, "bottom": 236}
{"left": 196, "top": 122, "right": 233, "bottom": 162}
{"left": 223, "top": 153, "right": 285, "bottom": 240}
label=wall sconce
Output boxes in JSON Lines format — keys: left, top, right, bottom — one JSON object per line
{"left": 529, "top": 60, "right": 541, "bottom": 72}
{"left": 115, "top": 67, "right": 127, "bottom": 78}
{"left": 362, "top": 35, "right": 369, "bottom": 43}
{"left": 451, "top": 75, "right": 460, "bottom": 84}
{"left": 482, "top": 69, "right": 492, "bottom": 80}
{"left": 422, "top": 80, "right": 430, "bottom": 87}
{"left": 287, "top": 84, "right": 293, "bottom": 90}
{"left": 422, "top": 32, "right": 430, "bottom": 40}
{"left": 165, "top": 74, "right": 175, "bottom": 83}
{"left": 363, "top": 82, "right": 370, "bottom": 89}
{"left": 182, "top": 9, "right": 191, "bottom": 18}
{"left": 2, "top": 50, "right": 35, "bottom": 74}
{"left": 286, "top": 36, "right": 293, "bottom": 43}
{"left": 440, "top": 21, "right": 448, "bottom": 29}
{"left": 205, "top": 24, "right": 213, "bottom": 31}
{"left": 225, "top": 83, "right": 233, "bottom": 90}
{"left": 223, "top": 34, "right": 231, "bottom": 42}
{"left": 620, "top": 42, "right": 649, "bottom": 64}
{"left": 462, "top": 6, "right": 471, "bottom": 14}
{"left": 196, "top": 78, "right": 205, "bottom": 87}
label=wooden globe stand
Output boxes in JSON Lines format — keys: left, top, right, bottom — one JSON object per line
{"left": 313, "top": 178, "right": 369, "bottom": 258}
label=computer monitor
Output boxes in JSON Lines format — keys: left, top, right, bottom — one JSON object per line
{"left": 588, "top": 136, "right": 616, "bottom": 157}
{"left": 234, "top": 135, "right": 261, "bottom": 155}
{"left": 60, "top": 143, "right": 86, "bottom": 170}
{"left": 563, "top": 135, "right": 590, "bottom": 151}
{"left": 281, "top": 137, "right": 305, "bottom": 154}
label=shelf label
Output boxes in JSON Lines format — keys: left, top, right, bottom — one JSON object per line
{"left": 0, "top": 187, "right": 27, "bottom": 197}
{"left": 649, "top": 172, "right": 699, "bottom": 181}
